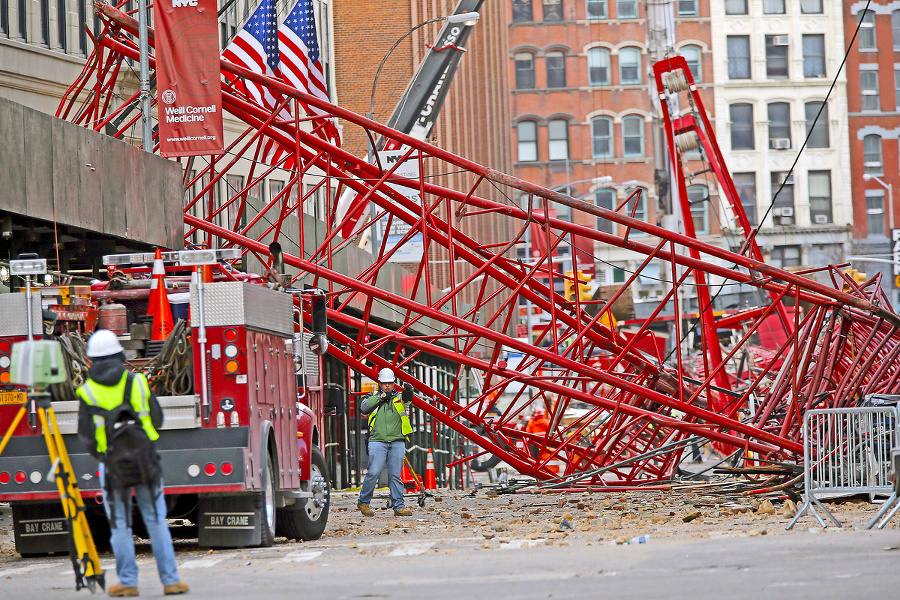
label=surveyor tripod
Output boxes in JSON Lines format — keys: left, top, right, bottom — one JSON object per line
{"left": 0, "top": 393, "right": 105, "bottom": 592}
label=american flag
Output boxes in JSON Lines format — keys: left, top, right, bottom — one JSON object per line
{"left": 278, "top": 0, "right": 340, "bottom": 144}
{"left": 221, "top": 0, "right": 294, "bottom": 168}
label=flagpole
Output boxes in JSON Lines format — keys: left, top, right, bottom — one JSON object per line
{"left": 138, "top": 0, "right": 152, "bottom": 151}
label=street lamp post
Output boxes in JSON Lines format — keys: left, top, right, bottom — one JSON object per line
{"left": 864, "top": 173, "right": 894, "bottom": 235}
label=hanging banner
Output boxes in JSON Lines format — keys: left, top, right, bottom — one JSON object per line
{"left": 154, "top": 0, "right": 224, "bottom": 157}
{"left": 374, "top": 149, "right": 424, "bottom": 263}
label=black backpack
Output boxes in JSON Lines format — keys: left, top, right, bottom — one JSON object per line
{"left": 100, "top": 373, "right": 162, "bottom": 490}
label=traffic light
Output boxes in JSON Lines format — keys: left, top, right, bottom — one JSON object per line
{"left": 565, "top": 270, "right": 576, "bottom": 302}
{"left": 564, "top": 270, "right": 592, "bottom": 302}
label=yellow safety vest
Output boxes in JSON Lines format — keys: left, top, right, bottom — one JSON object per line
{"left": 76, "top": 371, "right": 159, "bottom": 454}
{"left": 367, "top": 392, "right": 413, "bottom": 437}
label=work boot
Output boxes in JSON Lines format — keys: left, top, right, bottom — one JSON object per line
{"left": 394, "top": 507, "right": 413, "bottom": 517}
{"left": 163, "top": 581, "right": 190, "bottom": 595}
{"left": 357, "top": 503, "right": 374, "bottom": 516}
{"left": 108, "top": 585, "right": 139, "bottom": 597}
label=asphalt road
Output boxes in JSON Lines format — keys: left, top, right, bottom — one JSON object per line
{"left": 2, "top": 495, "right": 900, "bottom": 600}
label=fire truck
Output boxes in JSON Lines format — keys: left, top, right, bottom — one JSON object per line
{"left": 0, "top": 250, "right": 330, "bottom": 555}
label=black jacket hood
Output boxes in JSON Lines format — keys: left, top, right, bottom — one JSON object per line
{"left": 87, "top": 354, "right": 127, "bottom": 386}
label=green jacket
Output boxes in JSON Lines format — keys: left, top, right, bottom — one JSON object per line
{"left": 360, "top": 389, "right": 412, "bottom": 442}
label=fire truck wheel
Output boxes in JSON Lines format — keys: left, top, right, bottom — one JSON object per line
{"left": 276, "top": 446, "right": 330, "bottom": 541}
{"left": 255, "top": 453, "right": 278, "bottom": 547}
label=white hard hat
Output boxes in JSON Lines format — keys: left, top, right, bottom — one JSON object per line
{"left": 86, "top": 329, "right": 124, "bottom": 358}
{"left": 377, "top": 367, "right": 396, "bottom": 383}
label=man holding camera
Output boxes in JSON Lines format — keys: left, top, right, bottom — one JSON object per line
{"left": 357, "top": 368, "right": 414, "bottom": 517}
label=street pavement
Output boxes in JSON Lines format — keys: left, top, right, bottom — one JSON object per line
{"left": 2, "top": 493, "right": 900, "bottom": 599}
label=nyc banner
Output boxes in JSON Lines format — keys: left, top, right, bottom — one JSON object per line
{"left": 154, "top": 0, "right": 224, "bottom": 157}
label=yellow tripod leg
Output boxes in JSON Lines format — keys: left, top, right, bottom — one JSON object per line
{"left": 37, "top": 405, "right": 105, "bottom": 592}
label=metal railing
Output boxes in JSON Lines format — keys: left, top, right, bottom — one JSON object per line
{"left": 787, "top": 406, "right": 898, "bottom": 530}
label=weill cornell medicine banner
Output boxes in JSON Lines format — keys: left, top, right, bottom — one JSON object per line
{"left": 154, "top": 0, "right": 224, "bottom": 157}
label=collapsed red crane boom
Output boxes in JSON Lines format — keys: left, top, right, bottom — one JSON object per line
{"left": 57, "top": 4, "right": 900, "bottom": 486}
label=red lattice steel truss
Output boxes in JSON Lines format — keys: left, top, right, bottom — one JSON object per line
{"left": 59, "top": 5, "right": 900, "bottom": 487}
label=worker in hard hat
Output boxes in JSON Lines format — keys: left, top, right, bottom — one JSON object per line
{"left": 76, "top": 329, "right": 189, "bottom": 597}
{"left": 357, "top": 367, "right": 414, "bottom": 517}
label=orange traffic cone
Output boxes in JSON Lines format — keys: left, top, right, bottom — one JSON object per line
{"left": 400, "top": 460, "right": 420, "bottom": 492}
{"left": 424, "top": 448, "right": 437, "bottom": 491}
{"left": 149, "top": 249, "right": 174, "bottom": 340}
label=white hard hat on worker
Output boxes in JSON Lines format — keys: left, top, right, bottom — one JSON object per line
{"left": 377, "top": 368, "right": 396, "bottom": 383}
{"left": 86, "top": 329, "right": 124, "bottom": 358}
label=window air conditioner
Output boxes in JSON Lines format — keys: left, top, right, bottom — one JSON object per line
{"left": 770, "top": 138, "right": 791, "bottom": 150}
{"left": 778, "top": 207, "right": 794, "bottom": 217}
{"left": 779, "top": 215, "right": 795, "bottom": 226}
{"left": 814, "top": 214, "right": 828, "bottom": 224}
{"left": 772, "top": 35, "right": 790, "bottom": 46}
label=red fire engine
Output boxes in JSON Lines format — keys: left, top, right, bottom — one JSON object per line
{"left": 0, "top": 249, "right": 329, "bottom": 555}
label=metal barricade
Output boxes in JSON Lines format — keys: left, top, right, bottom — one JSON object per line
{"left": 787, "top": 406, "right": 898, "bottom": 530}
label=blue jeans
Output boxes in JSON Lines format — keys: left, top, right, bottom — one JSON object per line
{"left": 358, "top": 440, "right": 406, "bottom": 509}
{"left": 100, "top": 464, "right": 181, "bottom": 588}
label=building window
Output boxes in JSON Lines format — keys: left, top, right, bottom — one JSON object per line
{"left": 40, "top": 0, "right": 50, "bottom": 45}
{"left": 861, "top": 69, "right": 880, "bottom": 111}
{"left": 730, "top": 103, "right": 754, "bottom": 150}
{"left": 727, "top": 36, "right": 751, "bottom": 79}
{"left": 587, "top": 47, "right": 610, "bottom": 85}
{"left": 617, "top": 0, "right": 638, "bottom": 19}
{"left": 514, "top": 52, "right": 536, "bottom": 90}
{"left": 548, "top": 119, "right": 569, "bottom": 161}
{"left": 517, "top": 120, "right": 538, "bottom": 162}
{"left": 543, "top": 0, "right": 563, "bottom": 21}
{"left": 770, "top": 245, "right": 801, "bottom": 268}
{"left": 767, "top": 103, "right": 791, "bottom": 150}
{"left": 867, "top": 192, "right": 886, "bottom": 237}
{"left": 57, "top": 0, "right": 67, "bottom": 50}
{"left": 681, "top": 45, "right": 702, "bottom": 82}
{"left": 895, "top": 67, "right": 900, "bottom": 110}
{"left": 765, "top": 35, "right": 789, "bottom": 79}
{"left": 591, "top": 117, "right": 613, "bottom": 158}
{"left": 622, "top": 115, "right": 644, "bottom": 157}
{"left": 762, "top": 0, "right": 784, "bottom": 14}
{"left": 859, "top": 10, "right": 876, "bottom": 51}
{"left": 587, "top": 0, "right": 607, "bottom": 19}
{"left": 619, "top": 47, "right": 641, "bottom": 84}
{"left": 733, "top": 172, "right": 757, "bottom": 226}
{"left": 802, "top": 35, "right": 825, "bottom": 78}
{"left": 513, "top": 0, "right": 533, "bottom": 21}
{"left": 863, "top": 134, "right": 883, "bottom": 175}
{"left": 678, "top": 0, "right": 697, "bottom": 17}
{"left": 805, "top": 101, "right": 829, "bottom": 148}
{"left": 1, "top": 0, "right": 8, "bottom": 37}
{"left": 893, "top": 11, "right": 900, "bottom": 49}
{"left": 546, "top": 50, "right": 567, "bottom": 88}
{"left": 800, "top": 0, "right": 822, "bottom": 14}
{"left": 688, "top": 185, "right": 708, "bottom": 234}
{"left": 18, "top": 0, "right": 26, "bottom": 41}
{"left": 725, "top": 0, "right": 747, "bottom": 15}
{"left": 808, "top": 171, "right": 832, "bottom": 225}
{"left": 626, "top": 189, "right": 647, "bottom": 226}
{"left": 595, "top": 188, "right": 615, "bottom": 233}
{"left": 771, "top": 171, "right": 794, "bottom": 211}
{"left": 78, "top": 0, "right": 88, "bottom": 54}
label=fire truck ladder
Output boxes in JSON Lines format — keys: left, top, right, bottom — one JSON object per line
{"left": 0, "top": 395, "right": 105, "bottom": 592}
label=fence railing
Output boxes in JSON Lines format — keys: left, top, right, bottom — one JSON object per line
{"left": 787, "top": 406, "right": 898, "bottom": 530}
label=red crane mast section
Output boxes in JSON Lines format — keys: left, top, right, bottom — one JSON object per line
{"left": 58, "top": 4, "right": 900, "bottom": 487}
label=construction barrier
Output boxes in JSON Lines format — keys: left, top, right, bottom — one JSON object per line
{"left": 787, "top": 406, "right": 898, "bottom": 530}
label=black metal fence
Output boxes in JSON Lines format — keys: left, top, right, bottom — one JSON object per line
{"left": 321, "top": 351, "right": 476, "bottom": 491}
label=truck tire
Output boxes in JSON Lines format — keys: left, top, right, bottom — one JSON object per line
{"left": 255, "top": 454, "right": 277, "bottom": 547}
{"left": 276, "top": 446, "right": 329, "bottom": 541}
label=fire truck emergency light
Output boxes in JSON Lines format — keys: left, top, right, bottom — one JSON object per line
{"left": 9, "top": 258, "right": 47, "bottom": 276}
{"left": 9, "top": 340, "right": 67, "bottom": 389}
{"left": 178, "top": 248, "right": 242, "bottom": 266}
